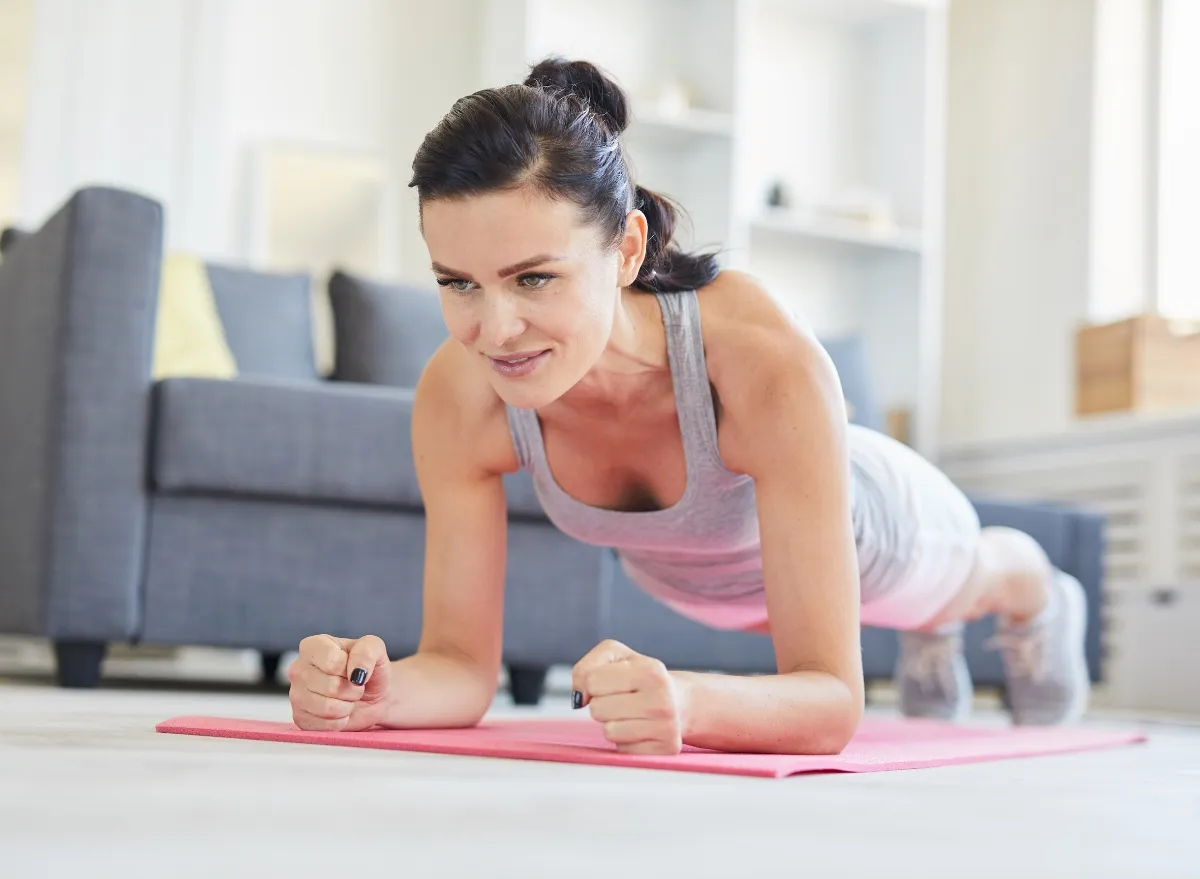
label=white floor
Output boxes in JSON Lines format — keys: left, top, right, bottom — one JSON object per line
{"left": 1, "top": 649, "right": 1199, "bottom": 879}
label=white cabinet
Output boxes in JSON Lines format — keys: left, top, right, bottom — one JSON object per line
{"left": 938, "top": 414, "right": 1200, "bottom": 712}
{"left": 481, "top": 0, "right": 949, "bottom": 457}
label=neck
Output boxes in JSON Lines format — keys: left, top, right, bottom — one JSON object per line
{"left": 553, "top": 286, "right": 671, "bottom": 414}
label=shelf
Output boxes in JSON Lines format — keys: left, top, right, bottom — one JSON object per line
{"left": 750, "top": 210, "right": 924, "bottom": 254}
{"left": 628, "top": 108, "right": 729, "bottom": 140}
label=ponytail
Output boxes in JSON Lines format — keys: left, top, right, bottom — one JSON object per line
{"left": 632, "top": 185, "right": 720, "bottom": 294}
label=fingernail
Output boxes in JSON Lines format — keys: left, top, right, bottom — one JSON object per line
{"left": 350, "top": 668, "right": 367, "bottom": 686}
{"left": 572, "top": 690, "right": 582, "bottom": 709}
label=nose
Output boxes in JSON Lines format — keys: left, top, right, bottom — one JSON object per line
{"left": 479, "top": 289, "right": 527, "bottom": 349}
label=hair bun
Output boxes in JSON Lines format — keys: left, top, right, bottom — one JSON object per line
{"left": 524, "top": 56, "right": 629, "bottom": 135}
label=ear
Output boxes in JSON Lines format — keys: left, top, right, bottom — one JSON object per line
{"left": 616, "top": 209, "right": 648, "bottom": 287}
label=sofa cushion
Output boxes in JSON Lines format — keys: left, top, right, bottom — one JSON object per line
{"left": 205, "top": 263, "right": 317, "bottom": 380}
{"left": 328, "top": 269, "right": 448, "bottom": 387}
{"left": 152, "top": 376, "right": 546, "bottom": 518}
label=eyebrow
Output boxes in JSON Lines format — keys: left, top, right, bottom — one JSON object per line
{"left": 430, "top": 254, "right": 566, "bottom": 281}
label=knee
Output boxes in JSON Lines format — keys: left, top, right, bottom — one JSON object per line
{"left": 979, "top": 526, "right": 1051, "bottom": 570}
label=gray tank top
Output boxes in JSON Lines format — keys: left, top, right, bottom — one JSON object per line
{"left": 505, "top": 290, "right": 769, "bottom": 612}
{"left": 505, "top": 288, "right": 951, "bottom": 623}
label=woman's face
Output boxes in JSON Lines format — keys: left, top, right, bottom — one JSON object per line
{"left": 421, "top": 188, "right": 645, "bottom": 410}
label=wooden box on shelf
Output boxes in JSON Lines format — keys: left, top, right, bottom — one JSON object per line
{"left": 1075, "top": 313, "right": 1200, "bottom": 416}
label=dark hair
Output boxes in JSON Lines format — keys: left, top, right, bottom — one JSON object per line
{"left": 409, "top": 56, "right": 720, "bottom": 294}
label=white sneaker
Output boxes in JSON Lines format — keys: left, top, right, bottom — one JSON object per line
{"left": 987, "top": 570, "right": 1091, "bottom": 725}
{"left": 895, "top": 624, "right": 974, "bottom": 722}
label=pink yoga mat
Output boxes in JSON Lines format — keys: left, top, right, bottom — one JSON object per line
{"left": 156, "top": 715, "right": 1145, "bottom": 778}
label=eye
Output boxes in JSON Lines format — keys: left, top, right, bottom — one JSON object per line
{"left": 517, "top": 273, "right": 555, "bottom": 290}
{"left": 436, "top": 277, "right": 475, "bottom": 294}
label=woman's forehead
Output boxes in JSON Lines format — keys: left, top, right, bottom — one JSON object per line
{"left": 423, "top": 191, "right": 595, "bottom": 267}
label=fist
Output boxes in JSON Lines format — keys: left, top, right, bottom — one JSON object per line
{"left": 572, "top": 640, "right": 686, "bottom": 756}
{"left": 288, "top": 634, "right": 393, "bottom": 732}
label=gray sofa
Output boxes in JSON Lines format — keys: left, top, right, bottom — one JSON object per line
{"left": 0, "top": 186, "right": 1106, "bottom": 702}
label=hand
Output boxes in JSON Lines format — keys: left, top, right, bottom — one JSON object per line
{"left": 288, "top": 634, "right": 393, "bottom": 732}
{"left": 572, "top": 640, "right": 687, "bottom": 756}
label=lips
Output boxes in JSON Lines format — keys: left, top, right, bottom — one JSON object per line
{"left": 488, "top": 349, "right": 550, "bottom": 378}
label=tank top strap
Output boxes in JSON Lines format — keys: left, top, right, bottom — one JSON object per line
{"left": 505, "top": 403, "right": 539, "bottom": 470}
{"left": 654, "top": 290, "right": 723, "bottom": 467}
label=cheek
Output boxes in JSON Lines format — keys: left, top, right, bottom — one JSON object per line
{"left": 576, "top": 263, "right": 620, "bottom": 335}
{"left": 439, "top": 299, "right": 477, "bottom": 343}
{"left": 534, "top": 286, "right": 611, "bottom": 348}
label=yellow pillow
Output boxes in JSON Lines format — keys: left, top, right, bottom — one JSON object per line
{"left": 153, "top": 252, "right": 238, "bottom": 380}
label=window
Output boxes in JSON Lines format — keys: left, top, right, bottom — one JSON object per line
{"left": 1155, "top": 0, "right": 1200, "bottom": 320}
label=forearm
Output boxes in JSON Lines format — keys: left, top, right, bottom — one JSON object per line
{"left": 378, "top": 649, "right": 497, "bottom": 729}
{"left": 672, "top": 669, "right": 863, "bottom": 754}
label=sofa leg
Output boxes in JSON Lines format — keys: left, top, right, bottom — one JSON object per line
{"left": 999, "top": 685, "right": 1013, "bottom": 712}
{"left": 260, "top": 652, "right": 283, "bottom": 687}
{"left": 53, "top": 641, "right": 107, "bottom": 689}
{"left": 507, "top": 664, "right": 548, "bottom": 706}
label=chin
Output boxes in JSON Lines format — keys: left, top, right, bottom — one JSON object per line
{"left": 489, "top": 377, "right": 558, "bottom": 411}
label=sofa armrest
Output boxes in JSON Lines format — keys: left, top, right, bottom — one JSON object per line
{"left": 0, "top": 187, "right": 163, "bottom": 640}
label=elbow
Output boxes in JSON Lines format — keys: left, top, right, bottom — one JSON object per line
{"left": 797, "top": 675, "right": 865, "bottom": 755}
{"left": 453, "top": 678, "right": 498, "bottom": 728}
{"left": 810, "top": 704, "right": 862, "bottom": 755}
{"left": 451, "top": 706, "right": 490, "bottom": 729}
{"left": 424, "top": 690, "right": 493, "bottom": 730}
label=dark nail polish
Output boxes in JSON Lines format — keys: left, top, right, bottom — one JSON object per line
{"left": 350, "top": 668, "right": 367, "bottom": 686}
{"left": 572, "top": 690, "right": 582, "bottom": 709}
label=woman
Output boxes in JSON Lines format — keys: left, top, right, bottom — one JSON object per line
{"left": 287, "top": 58, "right": 1090, "bottom": 755}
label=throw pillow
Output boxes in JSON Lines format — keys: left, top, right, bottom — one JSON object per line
{"left": 205, "top": 263, "right": 317, "bottom": 380}
{"left": 328, "top": 269, "right": 448, "bottom": 387}
{"left": 153, "top": 252, "right": 239, "bottom": 380}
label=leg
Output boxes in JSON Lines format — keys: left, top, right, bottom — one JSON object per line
{"left": 260, "top": 651, "right": 283, "bottom": 687}
{"left": 893, "top": 527, "right": 1049, "bottom": 722}
{"left": 54, "top": 640, "right": 107, "bottom": 689}
{"left": 917, "top": 526, "right": 1051, "bottom": 632}
{"left": 845, "top": 428, "right": 1086, "bottom": 724}
{"left": 506, "top": 664, "right": 548, "bottom": 706}
{"left": 910, "top": 526, "right": 1090, "bottom": 725}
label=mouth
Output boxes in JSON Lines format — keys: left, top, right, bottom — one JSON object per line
{"left": 487, "top": 349, "right": 550, "bottom": 378}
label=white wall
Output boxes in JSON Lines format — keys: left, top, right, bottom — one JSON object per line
{"left": 389, "top": 0, "right": 486, "bottom": 285}
{"left": 0, "top": 0, "right": 34, "bottom": 225}
{"left": 18, "top": 0, "right": 222, "bottom": 252}
{"left": 15, "top": 0, "right": 484, "bottom": 282}
{"left": 940, "top": 0, "right": 1097, "bottom": 446}
{"left": 18, "top": 0, "right": 222, "bottom": 249}
{"left": 218, "top": 0, "right": 396, "bottom": 266}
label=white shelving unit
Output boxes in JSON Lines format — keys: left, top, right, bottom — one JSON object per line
{"left": 751, "top": 207, "right": 925, "bottom": 254}
{"left": 481, "top": 0, "right": 948, "bottom": 458}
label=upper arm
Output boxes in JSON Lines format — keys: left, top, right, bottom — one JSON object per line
{"left": 411, "top": 341, "right": 516, "bottom": 677}
{"left": 703, "top": 275, "right": 864, "bottom": 696}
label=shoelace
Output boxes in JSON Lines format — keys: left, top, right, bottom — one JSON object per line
{"left": 985, "top": 629, "right": 1049, "bottom": 682}
{"left": 900, "top": 635, "right": 963, "bottom": 694}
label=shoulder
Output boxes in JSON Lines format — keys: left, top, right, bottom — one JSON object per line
{"left": 413, "top": 339, "right": 520, "bottom": 478}
{"left": 695, "top": 269, "right": 841, "bottom": 400}
{"left": 693, "top": 270, "right": 847, "bottom": 469}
